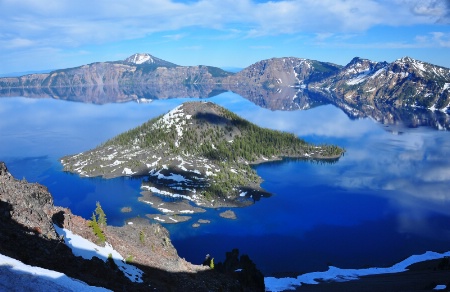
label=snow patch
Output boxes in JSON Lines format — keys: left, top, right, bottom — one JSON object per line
{"left": 346, "top": 70, "right": 371, "bottom": 85}
{"left": 156, "top": 105, "right": 192, "bottom": 147}
{"left": 111, "top": 160, "right": 123, "bottom": 166}
{"left": 156, "top": 172, "right": 189, "bottom": 182}
{"left": 264, "top": 250, "right": 450, "bottom": 292}
{"left": 122, "top": 168, "right": 135, "bottom": 175}
{"left": 443, "top": 83, "right": 450, "bottom": 92}
{"left": 53, "top": 225, "right": 143, "bottom": 283}
{"left": 142, "top": 186, "right": 193, "bottom": 201}
{"left": 128, "top": 53, "right": 153, "bottom": 64}
{"left": 413, "top": 60, "right": 426, "bottom": 72}
{"left": 0, "top": 253, "right": 112, "bottom": 291}
{"left": 371, "top": 68, "right": 385, "bottom": 79}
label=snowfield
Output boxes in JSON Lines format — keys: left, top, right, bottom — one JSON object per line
{"left": 1, "top": 240, "right": 449, "bottom": 291}
{"left": 264, "top": 250, "right": 450, "bottom": 291}
{"left": 0, "top": 253, "right": 111, "bottom": 291}
{"left": 53, "top": 225, "right": 144, "bottom": 283}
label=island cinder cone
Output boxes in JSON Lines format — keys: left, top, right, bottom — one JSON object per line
{"left": 61, "top": 101, "right": 344, "bottom": 207}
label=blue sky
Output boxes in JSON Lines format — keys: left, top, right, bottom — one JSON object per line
{"left": 1, "top": 0, "right": 449, "bottom": 75}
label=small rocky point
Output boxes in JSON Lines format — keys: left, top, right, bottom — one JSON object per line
{"left": 0, "top": 162, "right": 264, "bottom": 291}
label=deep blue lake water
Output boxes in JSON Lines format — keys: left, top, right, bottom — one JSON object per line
{"left": 1, "top": 92, "right": 450, "bottom": 276}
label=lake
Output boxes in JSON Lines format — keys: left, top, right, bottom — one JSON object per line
{"left": 1, "top": 91, "right": 450, "bottom": 277}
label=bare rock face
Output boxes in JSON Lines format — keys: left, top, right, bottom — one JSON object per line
{"left": 0, "top": 73, "right": 50, "bottom": 88}
{"left": 0, "top": 162, "right": 57, "bottom": 240}
{"left": 0, "top": 162, "right": 143, "bottom": 291}
{"left": 1, "top": 53, "right": 449, "bottom": 115}
{"left": 0, "top": 162, "right": 257, "bottom": 291}
{"left": 0, "top": 53, "right": 233, "bottom": 89}
{"left": 224, "top": 57, "right": 341, "bottom": 88}
{"left": 313, "top": 56, "right": 450, "bottom": 110}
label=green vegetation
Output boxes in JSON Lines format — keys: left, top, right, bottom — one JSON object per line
{"left": 88, "top": 212, "right": 106, "bottom": 244}
{"left": 203, "top": 66, "right": 234, "bottom": 77}
{"left": 307, "top": 61, "right": 342, "bottom": 83}
{"left": 88, "top": 202, "right": 107, "bottom": 244}
{"left": 68, "top": 102, "right": 344, "bottom": 203}
{"left": 104, "top": 104, "right": 343, "bottom": 160}
{"left": 310, "top": 60, "right": 342, "bottom": 73}
{"left": 125, "top": 255, "right": 134, "bottom": 263}
{"left": 139, "top": 230, "right": 145, "bottom": 244}
{"left": 95, "top": 201, "right": 107, "bottom": 226}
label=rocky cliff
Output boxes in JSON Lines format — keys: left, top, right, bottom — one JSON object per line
{"left": 0, "top": 161, "right": 264, "bottom": 291}
{"left": 0, "top": 53, "right": 233, "bottom": 88}
{"left": 311, "top": 56, "right": 450, "bottom": 110}
{"left": 224, "top": 57, "right": 341, "bottom": 88}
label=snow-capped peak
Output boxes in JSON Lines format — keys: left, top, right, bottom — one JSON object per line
{"left": 397, "top": 56, "right": 414, "bottom": 63}
{"left": 125, "top": 53, "right": 154, "bottom": 65}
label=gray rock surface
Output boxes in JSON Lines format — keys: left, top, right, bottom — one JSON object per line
{"left": 0, "top": 162, "right": 57, "bottom": 240}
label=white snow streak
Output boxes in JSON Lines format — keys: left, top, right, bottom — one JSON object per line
{"left": 53, "top": 225, "right": 143, "bottom": 283}
{"left": 265, "top": 250, "right": 450, "bottom": 291}
{"left": 0, "top": 253, "right": 111, "bottom": 291}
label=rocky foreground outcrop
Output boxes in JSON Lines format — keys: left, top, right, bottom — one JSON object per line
{"left": 0, "top": 162, "right": 264, "bottom": 291}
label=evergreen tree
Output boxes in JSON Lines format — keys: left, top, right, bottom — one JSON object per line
{"left": 88, "top": 212, "right": 106, "bottom": 244}
{"left": 95, "top": 201, "right": 107, "bottom": 226}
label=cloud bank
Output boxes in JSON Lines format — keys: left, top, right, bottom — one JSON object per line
{"left": 1, "top": 0, "right": 449, "bottom": 50}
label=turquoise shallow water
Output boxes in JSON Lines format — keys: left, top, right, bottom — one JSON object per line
{"left": 2, "top": 93, "right": 450, "bottom": 276}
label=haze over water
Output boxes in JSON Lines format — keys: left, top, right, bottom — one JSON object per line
{"left": 1, "top": 92, "right": 450, "bottom": 276}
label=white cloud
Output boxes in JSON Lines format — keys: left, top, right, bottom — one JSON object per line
{"left": 430, "top": 32, "right": 450, "bottom": 47}
{"left": 1, "top": 0, "right": 449, "bottom": 72}
{"left": 1, "top": 0, "right": 448, "bottom": 52}
{"left": 2, "top": 37, "right": 34, "bottom": 49}
{"left": 307, "top": 30, "right": 450, "bottom": 50}
{"left": 163, "top": 34, "right": 187, "bottom": 41}
{"left": 406, "top": 0, "right": 449, "bottom": 17}
{"left": 314, "top": 33, "right": 334, "bottom": 41}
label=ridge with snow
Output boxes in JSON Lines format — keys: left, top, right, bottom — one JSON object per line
{"left": 0, "top": 53, "right": 449, "bottom": 114}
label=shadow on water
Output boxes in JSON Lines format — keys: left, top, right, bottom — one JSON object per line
{"left": 253, "top": 156, "right": 341, "bottom": 168}
{"left": 172, "top": 213, "right": 450, "bottom": 278}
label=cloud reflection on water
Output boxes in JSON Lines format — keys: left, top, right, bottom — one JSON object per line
{"left": 214, "top": 94, "right": 450, "bottom": 241}
{"left": 2, "top": 92, "right": 450, "bottom": 275}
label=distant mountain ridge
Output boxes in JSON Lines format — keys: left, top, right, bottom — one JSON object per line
{"left": 1, "top": 53, "right": 449, "bottom": 111}
{"left": 0, "top": 53, "right": 232, "bottom": 88}
{"left": 310, "top": 56, "right": 450, "bottom": 110}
